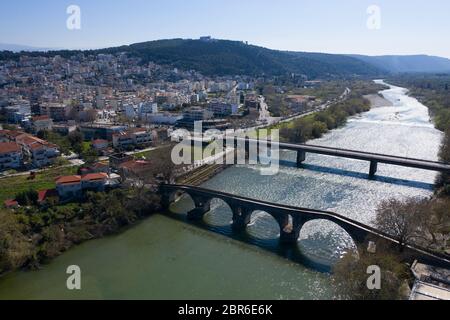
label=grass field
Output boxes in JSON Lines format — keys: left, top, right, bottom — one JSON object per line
{"left": 0, "top": 166, "right": 79, "bottom": 203}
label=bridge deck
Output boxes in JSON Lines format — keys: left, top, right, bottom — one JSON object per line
{"left": 201, "top": 137, "right": 450, "bottom": 173}
{"left": 162, "top": 184, "right": 450, "bottom": 267}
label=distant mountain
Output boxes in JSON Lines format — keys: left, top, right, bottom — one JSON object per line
{"left": 349, "top": 54, "right": 450, "bottom": 73}
{"left": 93, "top": 39, "right": 384, "bottom": 78}
{"left": 2, "top": 39, "right": 450, "bottom": 77}
{"left": 0, "top": 43, "right": 57, "bottom": 52}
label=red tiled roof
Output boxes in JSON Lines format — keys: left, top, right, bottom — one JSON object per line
{"left": 132, "top": 128, "right": 148, "bottom": 133}
{"left": 55, "top": 175, "right": 81, "bottom": 184}
{"left": 0, "top": 142, "right": 21, "bottom": 154}
{"left": 32, "top": 115, "right": 51, "bottom": 122}
{"left": 91, "top": 162, "right": 108, "bottom": 168}
{"left": 92, "top": 139, "right": 108, "bottom": 145}
{"left": 16, "top": 134, "right": 58, "bottom": 150}
{"left": 119, "top": 160, "right": 151, "bottom": 168}
{"left": 4, "top": 199, "right": 19, "bottom": 208}
{"left": 37, "top": 189, "right": 58, "bottom": 203}
{"left": 0, "top": 129, "right": 25, "bottom": 139}
{"left": 81, "top": 173, "right": 108, "bottom": 181}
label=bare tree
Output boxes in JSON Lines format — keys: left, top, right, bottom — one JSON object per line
{"left": 437, "top": 130, "right": 450, "bottom": 191}
{"left": 375, "top": 198, "right": 429, "bottom": 248}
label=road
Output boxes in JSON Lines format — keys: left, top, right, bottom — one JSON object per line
{"left": 241, "top": 87, "right": 352, "bottom": 135}
{"left": 257, "top": 96, "right": 281, "bottom": 125}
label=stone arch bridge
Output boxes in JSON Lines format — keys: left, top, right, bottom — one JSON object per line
{"left": 160, "top": 184, "right": 450, "bottom": 268}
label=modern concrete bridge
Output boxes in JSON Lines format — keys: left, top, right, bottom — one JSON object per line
{"left": 190, "top": 137, "right": 450, "bottom": 177}
{"left": 161, "top": 184, "right": 450, "bottom": 268}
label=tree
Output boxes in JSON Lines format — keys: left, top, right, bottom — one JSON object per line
{"left": 68, "top": 131, "right": 84, "bottom": 146}
{"left": 374, "top": 198, "right": 432, "bottom": 249}
{"left": 37, "top": 130, "right": 72, "bottom": 155}
{"left": 437, "top": 130, "right": 450, "bottom": 193}
{"left": 68, "top": 131, "right": 84, "bottom": 154}
{"left": 15, "top": 189, "right": 39, "bottom": 206}
{"left": 333, "top": 246, "right": 411, "bottom": 300}
{"left": 0, "top": 210, "right": 33, "bottom": 274}
{"left": 147, "top": 145, "right": 177, "bottom": 184}
{"left": 425, "top": 198, "right": 450, "bottom": 250}
{"left": 81, "top": 147, "right": 98, "bottom": 164}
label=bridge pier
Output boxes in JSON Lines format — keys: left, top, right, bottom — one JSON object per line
{"left": 231, "top": 206, "right": 252, "bottom": 231}
{"left": 187, "top": 195, "right": 211, "bottom": 221}
{"left": 280, "top": 228, "right": 301, "bottom": 244}
{"left": 296, "top": 150, "right": 306, "bottom": 167}
{"left": 279, "top": 215, "right": 304, "bottom": 245}
{"left": 159, "top": 185, "right": 450, "bottom": 269}
{"left": 369, "top": 161, "right": 378, "bottom": 177}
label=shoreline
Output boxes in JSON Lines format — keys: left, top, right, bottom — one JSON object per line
{"left": 363, "top": 93, "right": 393, "bottom": 108}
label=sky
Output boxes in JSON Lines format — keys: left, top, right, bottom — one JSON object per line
{"left": 1, "top": 0, "right": 450, "bottom": 58}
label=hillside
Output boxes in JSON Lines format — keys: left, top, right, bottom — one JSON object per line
{"left": 350, "top": 54, "right": 450, "bottom": 73}
{"left": 95, "top": 39, "right": 383, "bottom": 78}
{"left": 2, "top": 39, "right": 450, "bottom": 77}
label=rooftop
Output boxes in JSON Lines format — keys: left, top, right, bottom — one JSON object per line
{"left": 81, "top": 173, "right": 108, "bottom": 181}
{"left": 55, "top": 175, "right": 82, "bottom": 185}
{"left": 0, "top": 142, "right": 21, "bottom": 154}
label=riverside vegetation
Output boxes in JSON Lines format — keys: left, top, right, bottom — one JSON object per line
{"left": 273, "top": 81, "right": 388, "bottom": 143}
{"left": 333, "top": 76, "right": 450, "bottom": 300}
{"left": 0, "top": 146, "right": 177, "bottom": 276}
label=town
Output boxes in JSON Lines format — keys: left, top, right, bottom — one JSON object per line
{"left": 0, "top": 47, "right": 326, "bottom": 206}
{"left": 0, "top": 1, "right": 450, "bottom": 303}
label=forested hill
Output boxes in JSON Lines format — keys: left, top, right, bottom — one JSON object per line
{"left": 2, "top": 39, "right": 450, "bottom": 77}
{"left": 0, "top": 39, "right": 384, "bottom": 79}
{"left": 96, "top": 39, "right": 383, "bottom": 78}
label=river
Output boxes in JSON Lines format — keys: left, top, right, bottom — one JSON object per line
{"left": 0, "top": 81, "right": 443, "bottom": 300}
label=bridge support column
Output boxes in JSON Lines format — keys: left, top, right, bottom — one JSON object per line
{"left": 296, "top": 150, "right": 306, "bottom": 167}
{"left": 231, "top": 206, "right": 252, "bottom": 231}
{"left": 279, "top": 215, "right": 303, "bottom": 245}
{"left": 369, "top": 161, "right": 378, "bottom": 177}
{"left": 187, "top": 196, "right": 211, "bottom": 221}
{"left": 161, "top": 193, "right": 172, "bottom": 210}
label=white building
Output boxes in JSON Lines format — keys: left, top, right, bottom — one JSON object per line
{"left": 207, "top": 100, "right": 239, "bottom": 117}
{"left": 147, "top": 112, "right": 183, "bottom": 125}
{"left": 133, "top": 129, "right": 153, "bottom": 147}
{"left": 112, "top": 129, "right": 153, "bottom": 149}
{"left": 32, "top": 115, "right": 53, "bottom": 133}
{"left": 112, "top": 131, "right": 135, "bottom": 149}
{"left": 0, "top": 142, "right": 23, "bottom": 171}
{"left": 183, "top": 107, "right": 214, "bottom": 122}
{"left": 16, "top": 134, "right": 60, "bottom": 168}
{"left": 124, "top": 104, "right": 137, "bottom": 119}
{"left": 139, "top": 102, "right": 158, "bottom": 115}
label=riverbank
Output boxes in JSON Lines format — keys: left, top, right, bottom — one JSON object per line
{"left": 275, "top": 89, "right": 376, "bottom": 143}
{"left": 0, "top": 187, "right": 162, "bottom": 277}
{"left": 0, "top": 81, "right": 444, "bottom": 299}
{"left": 363, "top": 94, "right": 393, "bottom": 108}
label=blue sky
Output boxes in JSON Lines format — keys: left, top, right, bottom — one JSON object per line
{"left": 1, "top": 0, "right": 449, "bottom": 58}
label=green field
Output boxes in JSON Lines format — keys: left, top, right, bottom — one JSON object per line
{"left": 0, "top": 166, "right": 79, "bottom": 203}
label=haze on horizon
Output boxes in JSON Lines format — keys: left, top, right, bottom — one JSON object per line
{"left": 1, "top": 0, "right": 450, "bottom": 59}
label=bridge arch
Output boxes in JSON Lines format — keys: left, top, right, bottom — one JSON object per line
{"left": 246, "top": 210, "right": 283, "bottom": 240}
{"left": 298, "top": 218, "right": 359, "bottom": 264}
{"left": 160, "top": 184, "right": 450, "bottom": 268}
{"left": 163, "top": 189, "right": 196, "bottom": 215}
{"left": 202, "top": 197, "right": 234, "bottom": 227}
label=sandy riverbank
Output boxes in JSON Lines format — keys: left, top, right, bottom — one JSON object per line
{"left": 364, "top": 94, "right": 393, "bottom": 108}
